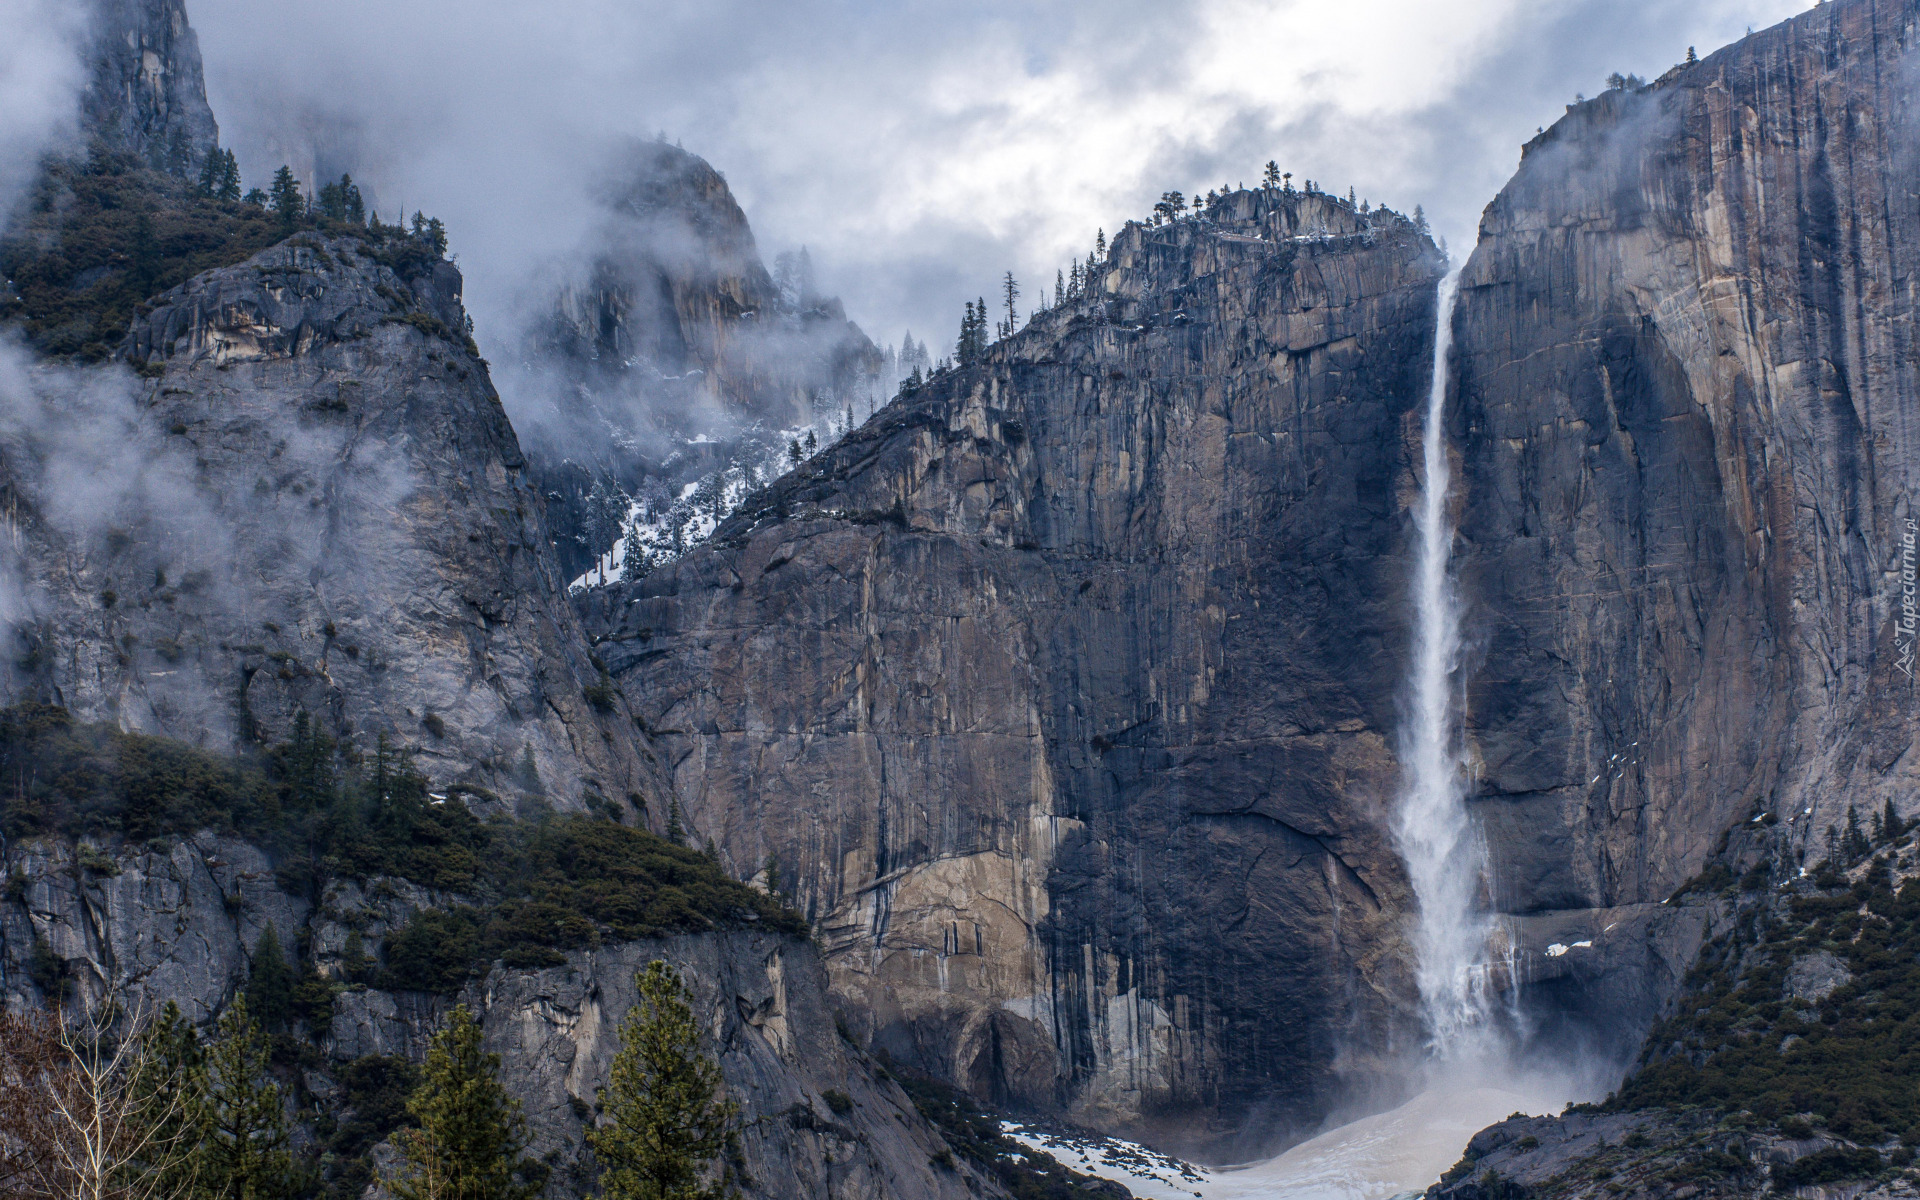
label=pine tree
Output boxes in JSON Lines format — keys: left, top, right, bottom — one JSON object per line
{"left": 1095, "top": 229, "right": 1106, "bottom": 257}
{"left": 268, "top": 167, "right": 303, "bottom": 229}
{"left": 803, "top": 429, "right": 817, "bottom": 453}
{"left": 129, "top": 1001, "right": 209, "bottom": 1198}
{"left": 1262, "top": 161, "right": 1281, "bottom": 188}
{"left": 795, "top": 246, "right": 816, "bottom": 306}
{"left": 343, "top": 174, "right": 366, "bottom": 224}
{"left": 197, "top": 148, "right": 223, "bottom": 197}
{"left": 165, "top": 129, "right": 194, "bottom": 179}
{"left": 283, "top": 708, "right": 336, "bottom": 812}
{"left": 218, "top": 150, "right": 242, "bottom": 203}
{"left": 1001, "top": 271, "right": 1020, "bottom": 336}
{"left": 200, "top": 995, "right": 292, "bottom": 1200}
{"left": 957, "top": 300, "right": 991, "bottom": 367}
{"left": 590, "top": 962, "right": 739, "bottom": 1200}
{"left": 1884, "top": 798, "right": 1904, "bottom": 842}
{"left": 391, "top": 1006, "right": 535, "bottom": 1200}
{"left": 666, "top": 798, "right": 686, "bottom": 843}
{"left": 1845, "top": 804, "right": 1868, "bottom": 860}
{"left": 1055, "top": 269, "right": 1066, "bottom": 305}
{"left": 245, "top": 924, "right": 295, "bottom": 1032}
{"left": 761, "top": 852, "right": 781, "bottom": 902}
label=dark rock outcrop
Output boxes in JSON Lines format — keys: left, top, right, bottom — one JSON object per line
{"left": 82, "top": 0, "right": 220, "bottom": 164}
{"left": 1450, "top": 0, "right": 1920, "bottom": 1049}
{"left": 1423, "top": 1106, "right": 1904, "bottom": 1200}
{"left": 580, "top": 191, "right": 1444, "bottom": 1152}
{"left": 0, "top": 834, "right": 995, "bottom": 1200}
{"left": 0, "top": 234, "right": 653, "bottom": 805}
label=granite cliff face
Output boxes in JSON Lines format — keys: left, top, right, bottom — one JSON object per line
{"left": 516, "top": 141, "right": 885, "bottom": 583}
{"left": 0, "top": 834, "right": 993, "bottom": 1200}
{"left": 82, "top": 0, "right": 219, "bottom": 164}
{"left": 0, "top": 234, "right": 654, "bottom": 806}
{"left": 14, "top": 0, "right": 1920, "bottom": 1175}
{"left": 582, "top": 0, "right": 1920, "bottom": 1150}
{"left": 0, "top": 9, "right": 1004, "bottom": 1194}
{"left": 1449, "top": 0, "right": 1920, "bottom": 1046}
{"left": 581, "top": 191, "right": 1444, "bottom": 1151}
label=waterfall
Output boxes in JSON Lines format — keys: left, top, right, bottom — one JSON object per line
{"left": 1393, "top": 266, "right": 1493, "bottom": 1059}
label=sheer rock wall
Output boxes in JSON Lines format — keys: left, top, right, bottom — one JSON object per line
{"left": 583, "top": 192, "right": 1445, "bottom": 1152}
{"left": 1449, "top": 0, "right": 1920, "bottom": 1044}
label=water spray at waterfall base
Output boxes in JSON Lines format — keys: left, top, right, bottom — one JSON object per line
{"left": 1392, "top": 266, "right": 1499, "bottom": 1063}
{"left": 1199, "top": 267, "right": 1613, "bottom": 1200}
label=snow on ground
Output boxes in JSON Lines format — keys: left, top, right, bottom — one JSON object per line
{"left": 1002, "top": 1123, "right": 1210, "bottom": 1200}
{"left": 1005, "top": 1057, "right": 1596, "bottom": 1200}
{"left": 566, "top": 425, "right": 821, "bottom": 593}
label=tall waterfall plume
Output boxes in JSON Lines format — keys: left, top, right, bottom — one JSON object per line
{"left": 1393, "top": 267, "right": 1493, "bottom": 1059}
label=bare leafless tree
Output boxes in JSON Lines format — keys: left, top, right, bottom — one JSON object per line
{"left": 0, "top": 1009, "right": 71, "bottom": 1199}
{"left": 0, "top": 1002, "right": 201, "bottom": 1200}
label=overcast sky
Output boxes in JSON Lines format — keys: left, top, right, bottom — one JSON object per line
{"left": 187, "top": 0, "right": 1811, "bottom": 359}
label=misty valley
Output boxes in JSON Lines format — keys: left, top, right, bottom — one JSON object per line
{"left": 0, "top": 1, "right": 1917, "bottom": 1199}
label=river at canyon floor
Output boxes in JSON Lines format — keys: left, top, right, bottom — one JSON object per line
{"left": 1010, "top": 1060, "right": 1604, "bottom": 1200}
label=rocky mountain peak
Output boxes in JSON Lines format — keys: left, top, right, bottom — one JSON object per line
{"left": 3, "top": 229, "right": 656, "bottom": 808}
{"left": 580, "top": 181, "right": 1445, "bottom": 1154}
{"left": 81, "top": 0, "right": 219, "bottom": 166}
{"left": 518, "top": 137, "right": 885, "bottom": 585}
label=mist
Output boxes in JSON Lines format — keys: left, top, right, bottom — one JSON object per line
{"left": 0, "top": 0, "right": 88, "bottom": 220}
{"left": 182, "top": 0, "right": 1812, "bottom": 362}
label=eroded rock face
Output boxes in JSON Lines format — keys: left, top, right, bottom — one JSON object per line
{"left": 582, "top": 191, "right": 1444, "bottom": 1152}
{"left": 517, "top": 140, "right": 885, "bottom": 583}
{"left": 0, "top": 833, "right": 305, "bottom": 1019}
{"left": 0, "top": 836, "right": 988, "bottom": 1200}
{"left": 455, "top": 938, "right": 991, "bottom": 1200}
{"left": 83, "top": 0, "right": 220, "bottom": 164}
{"left": 0, "top": 235, "right": 654, "bottom": 806}
{"left": 1450, "top": 0, "right": 1920, "bottom": 1047}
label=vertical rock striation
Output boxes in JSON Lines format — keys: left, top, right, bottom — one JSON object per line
{"left": 82, "top": 0, "right": 220, "bottom": 164}
{"left": 1450, "top": 0, "right": 1920, "bottom": 1044}
{"left": 582, "top": 191, "right": 1444, "bottom": 1152}
{"left": 0, "top": 836, "right": 994, "bottom": 1200}
{"left": 0, "top": 235, "right": 654, "bottom": 805}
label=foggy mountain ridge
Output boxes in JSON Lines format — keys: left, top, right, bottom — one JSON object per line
{"left": 507, "top": 136, "right": 891, "bottom": 585}
{"left": 0, "top": 0, "right": 1918, "bottom": 1198}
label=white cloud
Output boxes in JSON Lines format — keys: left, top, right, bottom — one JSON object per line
{"left": 0, "top": 0, "right": 88, "bottom": 219}
{"left": 187, "top": 0, "right": 1812, "bottom": 357}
